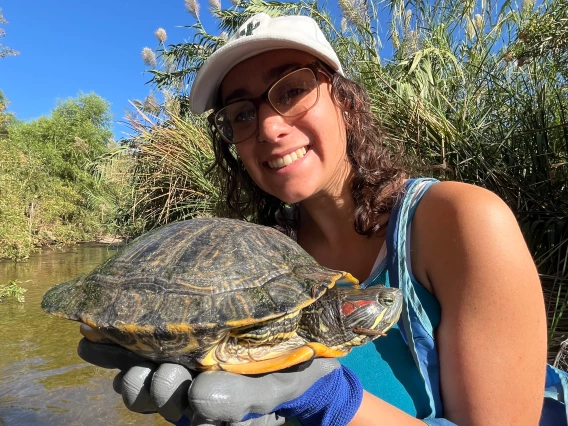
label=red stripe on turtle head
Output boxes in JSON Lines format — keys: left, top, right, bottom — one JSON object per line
{"left": 341, "top": 300, "right": 376, "bottom": 317}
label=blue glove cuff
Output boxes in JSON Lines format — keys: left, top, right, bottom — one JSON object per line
{"left": 171, "top": 415, "right": 190, "bottom": 426}
{"left": 273, "top": 365, "right": 363, "bottom": 426}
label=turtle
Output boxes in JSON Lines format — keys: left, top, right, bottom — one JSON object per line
{"left": 42, "top": 217, "right": 402, "bottom": 374}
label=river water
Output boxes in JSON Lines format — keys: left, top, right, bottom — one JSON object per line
{"left": 0, "top": 244, "right": 169, "bottom": 426}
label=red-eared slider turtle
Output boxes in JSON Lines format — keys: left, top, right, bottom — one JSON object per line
{"left": 42, "top": 218, "right": 402, "bottom": 374}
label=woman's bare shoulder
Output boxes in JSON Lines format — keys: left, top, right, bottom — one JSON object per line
{"left": 414, "top": 180, "right": 519, "bottom": 249}
{"left": 410, "top": 181, "right": 519, "bottom": 291}
{"left": 419, "top": 180, "right": 509, "bottom": 214}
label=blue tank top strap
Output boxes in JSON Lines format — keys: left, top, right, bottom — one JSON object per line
{"left": 386, "top": 177, "right": 443, "bottom": 418}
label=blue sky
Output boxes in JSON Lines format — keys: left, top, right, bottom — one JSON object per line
{"left": 1, "top": 0, "right": 224, "bottom": 140}
{"left": 0, "top": 0, "right": 405, "bottom": 140}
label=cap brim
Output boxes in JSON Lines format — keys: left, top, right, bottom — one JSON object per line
{"left": 189, "top": 36, "right": 343, "bottom": 114}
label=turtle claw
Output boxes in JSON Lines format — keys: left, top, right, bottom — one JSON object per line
{"left": 352, "top": 326, "right": 387, "bottom": 336}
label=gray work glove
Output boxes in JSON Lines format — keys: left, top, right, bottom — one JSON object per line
{"left": 78, "top": 338, "right": 363, "bottom": 426}
{"left": 78, "top": 337, "right": 284, "bottom": 425}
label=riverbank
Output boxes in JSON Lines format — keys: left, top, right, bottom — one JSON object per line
{"left": 94, "top": 235, "right": 124, "bottom": 245}
{"left": 0, "top": 235, "right": 126, "bottom": 263}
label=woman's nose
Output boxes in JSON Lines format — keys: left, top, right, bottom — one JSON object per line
{"left": 256, "top": 101, "right": 290, "bottom": 143}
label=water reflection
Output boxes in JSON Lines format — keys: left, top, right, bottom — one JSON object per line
{"left": 0, "top": 245, "right": 169, "bottom": 426}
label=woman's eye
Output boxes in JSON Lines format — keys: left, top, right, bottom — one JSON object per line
{"left": 234, "top": 108, "right": 256, "bottom": 123}
{"left": 278, "top": 87, "right": 306, "bottom": 105}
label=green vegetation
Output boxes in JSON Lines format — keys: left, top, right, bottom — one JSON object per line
{"left": 0, "top": 280, "right": 27, "bottom": 303}
{"left": 128, "top": 0, "right": 567, "bottom": 355}
{"left": 121, "top": 101, "right": 222, "bottom": 231}
{"left": 0, "top": 93, "right": 122, "bottom": 261}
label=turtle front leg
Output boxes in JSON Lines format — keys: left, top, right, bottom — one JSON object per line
{"left": 201, "top": 312, "right": 312, "bottom": 373}
{"left": 200, "top": 312, "right": 351, "bottom": 374}
{"left": 230, "top": 310, "right": 302, "bottom": 345}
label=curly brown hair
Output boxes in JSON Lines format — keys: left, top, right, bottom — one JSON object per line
{"left": 208, "top": 71, "right": 407, "bottom": 236}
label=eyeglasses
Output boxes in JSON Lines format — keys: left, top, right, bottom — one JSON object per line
{"left": 209, "top": 64, "right": 331, "bottom": 144}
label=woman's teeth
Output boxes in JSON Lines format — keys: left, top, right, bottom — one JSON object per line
{"left": 268, "top": 147, "right": 307, "bottom": 169}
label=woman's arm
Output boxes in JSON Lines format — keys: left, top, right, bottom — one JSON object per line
{"left": 349, "top": 181, "right": 546, "bottom": 426}
{"left": 349, "top": 391, "right": 427, "bottom": 425}
{"left": 411, "top": 181, "right": 547, "bottom": 425}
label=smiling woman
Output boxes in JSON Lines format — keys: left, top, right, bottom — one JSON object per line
{"left": 208, "top": 60, "right": 404, "bottom": 236}
{"left": 76, "top": 11, "right": 568, "bottom": 426}
{"left": 219, "top": 50, "right": 351, "bottom": 206}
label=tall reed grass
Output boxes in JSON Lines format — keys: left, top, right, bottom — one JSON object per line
{"left": 121, "top": 100, "right": 222, "bottom": 230}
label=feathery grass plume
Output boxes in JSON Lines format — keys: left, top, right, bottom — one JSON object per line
{"left": 341, "top": 17, "right": 348, "bottom": 33}
{"left": 404, "top": 30, "right": 420, "bottom": 55}
{"left": 175, "top": 76, "right": 185, "bottom": 92}
{"left": 164, "top": 57, "right": 177, "bottom": 73}
{"left": 338, "top": 0, "right": 368, "bottom": 28}
{"left": 463, "top": 0, "right": 475, "bottom": 17}
{"left": 208, "top": 0, "right": 221, "bottom": 11}
{"left": 358, "top": 0, "right": 370, "bottom": 24}
{"left": 337, "top": 0, "right": 353, "bottom": 24}
{"left": 466, "top": 19, "right": 476, "bottom": 39}
{"left": 143, "top": 94, "right": 160, "bottom": 113}
{"left": 163, "top": 90, "right": 181, "bottom": 116}
{"left": 155, "top": 28, "right": 167, "bottom": 43}
{"left": 391, "top": 25, "right": 400, "bottom": 49}
{"left": 220, "top": 31, "right": 228, "bottom": 41}
{"left": 141, "top": 47, "right": 157, "bottom": 68}
{"left": 404, "top": 9, "right": 412, "bottom": 31}
{"left": 185, "top": 0, "right": 200, "bottom": 19}
{"left": 473, "top": 13, "right": 483, "bottom": 31}
{"left": 522, "top": 0, "right": 535, "bottom": 14}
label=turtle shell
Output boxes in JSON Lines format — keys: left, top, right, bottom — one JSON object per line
{"left": 42, "top": 218, "right": 353, "bottom": 369}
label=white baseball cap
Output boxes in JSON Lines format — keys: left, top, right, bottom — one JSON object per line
{"left": 189, "top": 13, "right": 344, "bottom": 114}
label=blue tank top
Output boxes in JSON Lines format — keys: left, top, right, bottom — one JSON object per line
{"left": 337, "top": 178, "right": 441, "bottom": 418}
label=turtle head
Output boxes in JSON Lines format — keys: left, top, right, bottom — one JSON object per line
{"left": 339, "top": 286, "right": 403, "bottom": 346}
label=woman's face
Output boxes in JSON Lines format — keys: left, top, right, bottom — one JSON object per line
{"left": 220, "top": 49, "right": 351, "bottom": 204}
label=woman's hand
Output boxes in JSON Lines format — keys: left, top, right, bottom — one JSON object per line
{"left": 78, "top": 338, "right": 195, "bottom": 421}
{"left": 77, "top": 337, "right": 363, "bottom": 425}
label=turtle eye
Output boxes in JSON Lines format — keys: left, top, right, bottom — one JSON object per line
{"left": 382, "top": 296, "right": 394, "bottom": 307}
